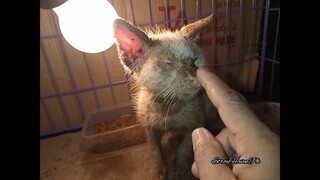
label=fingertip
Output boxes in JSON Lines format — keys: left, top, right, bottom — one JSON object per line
{"left": 192, "top": 128, "right": 225, "bottom": 163}
{"left": 192, "top": 129, "right": 235, "bottom": 180}
{"left": 196, "top": 66, "right": 212, "bottom": 80}
{"left": 196, "top": 67, "right": 215, "bottom": 92}
{"left": 191, "top": 162, "right": 199, "bottom": 178}
{"left": 192, "top": 127, "right": 215, "bottom": 149}
{"left": 192, "top": 128, "right": 206, "bottom": 150}
{"left": 196, "top": 66, "right": 207, "bottom": 75}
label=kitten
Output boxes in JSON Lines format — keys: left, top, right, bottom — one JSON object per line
{"left": 113, "top": 14, "right": 279, "bottom": 180}
{"left": 113, "top": 14, "right": 221, "bottom": 180}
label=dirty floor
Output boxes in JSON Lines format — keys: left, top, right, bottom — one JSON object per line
{"left": 40, "top": 132, "right": 157, "bottom": 180}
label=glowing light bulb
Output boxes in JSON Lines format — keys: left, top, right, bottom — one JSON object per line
{"left": 53, "top": 0, "right": 118, "bottom": 53}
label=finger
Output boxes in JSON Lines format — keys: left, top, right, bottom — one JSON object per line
{"left": 197, "top": 67, "right": 267, "bottom": 135}
{"left": 191, "top": 162, "right": 199, "bottom": 178}
{"left": 192, "top": 127, "right": 236, "bottom": 180}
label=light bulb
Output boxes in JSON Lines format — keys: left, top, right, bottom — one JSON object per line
{"left": 53, "top": 0, "right": 118, "bottom": 53}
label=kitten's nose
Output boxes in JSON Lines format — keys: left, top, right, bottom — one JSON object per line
{"left": 194, "top": 57, "right": 205, "bottom": 68}
{"left": 192, "top": 57, "right": 198, "bottom": 62}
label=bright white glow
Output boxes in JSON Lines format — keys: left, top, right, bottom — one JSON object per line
{"left": 53, "top": 0, "right": 118, "bottom": 53}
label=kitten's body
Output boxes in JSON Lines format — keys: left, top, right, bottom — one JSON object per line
{"left": 136, "top": 87, "right": 223, "bottom": 179}
{"left": 113, "top": 15, "right": 222, "bottom": 180}
{"left": 113, "top": 14, "right": 278, "bottom": 180}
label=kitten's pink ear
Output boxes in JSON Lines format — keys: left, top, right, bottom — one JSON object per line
{"left": 113, "top": 18, "right": 152, "bottom": 70}
{"left": 179, "top": 14, "right": 214, "bottom": 40}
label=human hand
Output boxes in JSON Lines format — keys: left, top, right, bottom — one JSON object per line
{"left": 191, "top": 67, "right": 280, "bottom": 180}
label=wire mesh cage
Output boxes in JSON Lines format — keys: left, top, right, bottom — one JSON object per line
{"left": 40, "top": 0, "right": 280, "bottom": 138}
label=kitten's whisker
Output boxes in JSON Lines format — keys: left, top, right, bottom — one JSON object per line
{"left": 167, "top": 95, "right": 175, "bottom": 113}
{"left": 163, "top": 87, "right": 173, "bottom": 98}
{"left": 167, "top": 96, "right": 175, "bottom": 112}
{"left": 164, "top": 89, "right": 174, "bottom": 104}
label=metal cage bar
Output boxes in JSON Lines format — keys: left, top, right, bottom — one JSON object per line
{"left": 236, "top": 0, "right": 244, "bottom": 89}
{"left": 102, "top": 53, "right": 118, "bottom": 106}
{"left": 51, "top": 11, "right": 87, "bottom": 122}
{"left": 40, "top": 39, "right": 71, "bottom": 128}
{"left": 258, "top": 0, "right": 271, "bottom": 95}
{"left": 83, "top": 53, "right": 101, "bottom": 109}
{"left": 269, "top": 10, "right": 280, "bottom": 99}
{"left": 40, "top": 89, "right": 56, "bottom": 130}
{"left": 147, "top": 0, "right": 155, "bottom": 26}
{"left": 211, "top": 0, "right": 217, "bottom": 64}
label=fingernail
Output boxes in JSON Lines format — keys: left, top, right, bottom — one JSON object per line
{"left": 192, "top": 128, "right": 206, "bottom": 150}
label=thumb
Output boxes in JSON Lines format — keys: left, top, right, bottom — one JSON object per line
{"left": 192, "top": 128, "right": 236, "bottom": 180}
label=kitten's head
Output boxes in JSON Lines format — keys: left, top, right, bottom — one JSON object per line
{"left": 113, "top": 14, "right": 214, "bottom": 101}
